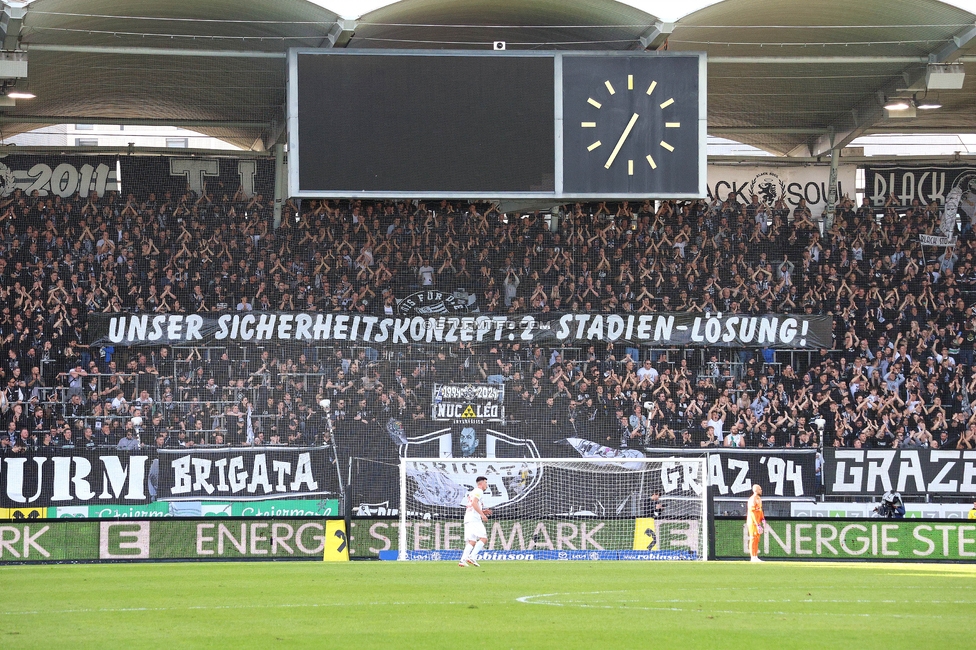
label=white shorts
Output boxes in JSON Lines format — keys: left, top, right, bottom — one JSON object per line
{"left": 464, "top": 520, "right": 487, "bottom": 542}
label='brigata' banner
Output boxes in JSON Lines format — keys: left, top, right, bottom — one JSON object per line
{"left": 864, "top": 165, "right": 976, "bottom": 219}
{"left": 88, "top": 312, "right": 832, "bottom": 349}
{"left": 157, "top": 447, "right": 340, "bottom": 502}
{"left": 824, "top": 448, "right": 976, "bottom": 497}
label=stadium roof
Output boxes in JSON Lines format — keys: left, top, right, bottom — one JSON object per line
{"left": 4, "top": 0, "right": 976, "bottom": 154}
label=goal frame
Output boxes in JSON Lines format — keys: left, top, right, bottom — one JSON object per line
{"left": 398, "top": 456, "right": 709, "bottom": 561}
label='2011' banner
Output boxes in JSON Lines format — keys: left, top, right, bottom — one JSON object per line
{"left": 0, "top": 154, "right": 120, "bottom": 198}
{"left": 88, "top": 311, "right": 832, "bottom": 349}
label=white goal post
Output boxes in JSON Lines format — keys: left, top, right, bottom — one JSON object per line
{"left": 398, "top": 456, "right": 709, "bottom": 561}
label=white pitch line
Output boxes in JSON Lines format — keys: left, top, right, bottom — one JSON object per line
{"left": 515, "top": 592, "right": 971, "bottom": 618}
{"left": 0, "top": 601, "right": 473, "bottom": 616}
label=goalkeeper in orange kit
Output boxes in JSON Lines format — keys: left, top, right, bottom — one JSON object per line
{"left": 746, "top": 484, "right": 766, "bottom": 562}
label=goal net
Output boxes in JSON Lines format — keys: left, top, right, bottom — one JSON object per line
{"left": 398, "top": 457, "right": 708, "bottom": 561}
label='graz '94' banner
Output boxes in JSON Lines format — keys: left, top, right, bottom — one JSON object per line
{"left": 642, "top": 449, "right": 816, "bottom": 499}
{"left": 824, "top": 448, "right": 976, "bottom": 496}
{"left": 157, "top": 447, "right": 340, "bottom": 502}
{"left": 88, "top": 312, "right": 832, "bottom": 349}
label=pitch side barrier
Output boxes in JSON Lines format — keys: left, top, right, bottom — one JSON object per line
{"left": 714, "top": 516, "right": 976, "bottom": 562}
{"left": 0, "top": 516, "right": 352, "bottom": 565}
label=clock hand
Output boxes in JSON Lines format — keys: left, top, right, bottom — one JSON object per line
{"left": 604, "top": 112, "right": 640, "bottom": 169}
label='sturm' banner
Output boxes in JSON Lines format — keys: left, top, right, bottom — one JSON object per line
{"left": 88, "top": 312, "right": 833, "bottom": 349}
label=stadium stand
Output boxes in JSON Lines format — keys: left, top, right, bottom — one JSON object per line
{"left": 0, "top": 185, "right": 973, "bottom": 457}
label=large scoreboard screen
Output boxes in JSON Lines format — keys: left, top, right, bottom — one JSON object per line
{"left": 288, "top": 50, "right": 705, "bottom": 200}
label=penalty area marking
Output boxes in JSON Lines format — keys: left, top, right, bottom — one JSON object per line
{"left": 515, "top": 591, "right": 968, "bottom": 618}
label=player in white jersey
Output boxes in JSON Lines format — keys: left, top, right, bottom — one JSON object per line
{"left": 459, "top": 476, "right": 492, "bottom": 567}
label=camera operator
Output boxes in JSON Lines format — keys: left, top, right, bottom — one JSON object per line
{"left": 872, "top": 491, "right": 906, "bottom": 519}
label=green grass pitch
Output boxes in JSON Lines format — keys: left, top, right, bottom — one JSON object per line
{"left": 0, "top": 560, "right": 972, "bottom": 648}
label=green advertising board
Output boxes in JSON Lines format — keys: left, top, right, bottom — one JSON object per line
{"left": 0, "top": 518, "right": 330, "bottom": 563}
{"left": 348, "top": 518, "right": 700, "bottom": 559}
{"left": 46, "top": 499, "right": 340, "bottom": 519}
{"left": 715, "top": 518, "right": 976, "bottom": 561}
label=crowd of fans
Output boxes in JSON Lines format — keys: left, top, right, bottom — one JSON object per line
{"left": 0, "top": 182, "right": 975, "bottom": 456}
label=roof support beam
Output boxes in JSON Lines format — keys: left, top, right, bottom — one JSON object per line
{"left": 0, "top": 2, "right": 26, "bottom": 51}
{"left": 26, "top": 44, "right": 284, "bottom": 58}
{"left": 709, "top": 127, "right": 826, "bottom": 135}
{"left": 801, "top": 23, "right": 976, "bottom": 158}
{"left": 931, "top": 22, "right": 976, "bottom": 63}
{"left": 0, "top": 116, "right": 268, "bottom": 128}
{"left": 325, "top": 19, "right": 357, "bottom": 48}
{"left": 638, "top": 21, "right": 673, "bottom": 51}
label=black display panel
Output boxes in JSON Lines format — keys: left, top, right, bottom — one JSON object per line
{"left": 561, "top": 54, "right": 701, "bottom": 195}
{"left": 295, "top": 53, "right": 555, "bottom": 195}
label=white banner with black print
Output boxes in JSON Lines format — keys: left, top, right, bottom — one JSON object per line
{"left": 707, "top": 164, "right": 857, "bottom": 216}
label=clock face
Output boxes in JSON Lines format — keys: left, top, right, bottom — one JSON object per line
{"left": 561, "top": 54, "right": 702, "bottom": 197}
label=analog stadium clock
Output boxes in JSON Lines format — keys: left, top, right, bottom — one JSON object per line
{"left": 561, "top": 53, "right": 703, "bottom": 197}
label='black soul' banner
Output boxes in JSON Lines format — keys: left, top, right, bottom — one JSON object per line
{"left": 88, "top": 311, "right": 832, "bottom": 349}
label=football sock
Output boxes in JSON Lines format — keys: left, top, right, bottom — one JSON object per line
{"left": 471, "top": 540, "right": 485, "bottom": 561}
{"left": 750, "top": 535, "right": 760, "bottom": 557}
{"left": 460, "top": 543, "right": 472, "bottom": 562}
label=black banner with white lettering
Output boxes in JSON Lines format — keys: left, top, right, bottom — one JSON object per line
{"left": 824, "top": 448, "right": 976, "bottom": 496}
{"left": 864, "top": 165, "right": 976, "bottom": 216}
{"left": 118, "top": 156, "right": 275, "bottom": 202}
{"left": 0, "top": 450, "right": 152, "bottom": 509}
{"left": 87, "top": 311, "right": 832, "bottom": 349}
{"left": 431, "top": 383, "right": 505, "bottom": 424}
{"left": 157, "top": 447, "right": 341, "bottom": 502}
{"left": 644, "top": 449, "right": 817, "bottom": 499}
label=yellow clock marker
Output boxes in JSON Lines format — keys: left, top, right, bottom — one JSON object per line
{"left": 660, "top": 141, "right": 674, "bottom": 152}
{"left": 665, "top": 122, "right": 681, "bottom": 128}
{"left": 604, "top": 81, "right": 615, "bottom": 95}
{"left": 628, "top": 160, "right": 634, "bottom": 176}
{"left": 646, "top": 80, "right": 657, "bottom": 95}
{"left": 581, "top": 122, "right": 596, "bottom": 127}
{"left": 628, "top": 75, "right": 633, "bottom": 90}
{"left": 660, "top": 98, "right": 674, "bottom": 109}
{"left": 646, "top": 154, "right": 657, "bottom": 169}
{"left": 587, "top": 98, "right": 602, "bottom": 108}
{"left": 587, "top": 140, "right": 602, "bottom": 151}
